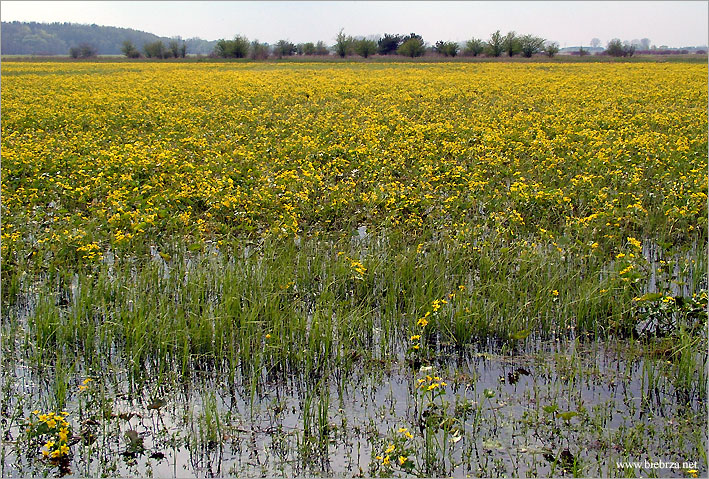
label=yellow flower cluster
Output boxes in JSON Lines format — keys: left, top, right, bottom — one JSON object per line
{"left": 28, "top": 410, "right": 72, "bottom": 459}
{"left": 417, "top": 374, "right": 448, "bottom": 390}
{"left": 1, "top": 62, "right": 706, "bottom": 269}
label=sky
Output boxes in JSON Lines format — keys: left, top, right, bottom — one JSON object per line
{"left": 1, "top": 1, "right": 707, "bottom": 48}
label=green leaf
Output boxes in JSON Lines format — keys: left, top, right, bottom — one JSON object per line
{"left": 510, "top": 329, "right": 530, "bottom": 340}
{"left": 556, "top": 410, "right": 578, "bottom": 422}
{"left": 542, "top": 404, "right": 558, "bottom": 414}
{"left": 634, "top": 292, "right": 663, "bottom": 302}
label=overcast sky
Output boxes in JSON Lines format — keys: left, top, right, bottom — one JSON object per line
{"left": 1, "top": 1, "right": 707, "bottom": 47}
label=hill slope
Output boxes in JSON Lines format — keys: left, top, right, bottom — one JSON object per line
{"left": 1, "top": 21, "right": 216, "bottom": 55}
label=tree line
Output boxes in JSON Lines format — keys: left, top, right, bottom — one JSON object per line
{"left": 0, "top": 21, "right": 215, "bottom": 55}
{"left": 208, "top": 30, "right": 561, "bottom": 59}
{"left": 3, "top": 21, "right": 699, "bottom": 60}
{"left": 181, "top": 30, "right": 657, "bottom": 60}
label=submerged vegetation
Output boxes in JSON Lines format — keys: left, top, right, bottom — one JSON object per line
{"left": 1, "top": 61, "right": 707, "bottom": 477}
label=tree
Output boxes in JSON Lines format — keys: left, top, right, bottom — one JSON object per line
{"left": 463, "top": 38, "right": 485, "bottom": 56}
{"left": 354, "top": 38, "right": 377, "bottom": 58}
{"left": 590, "top": 38, "right": 601, "bottom": 49}
{"left": 623, "top": 41, "right": 636, "bottom": 57}
{"left": 397, "top": 33, "right": 425, "bottom": 57}
{"left": 314, "top": 40, "right": 330, "bottom": 55}
{"left": 121, "top": 40, "right": 140, "bottom": 58}
{"left": 503, "top": 31, "right": 519, "bottom": 57}
{"left": 250, "top": 40, "right": 270, "bottom": 59}
{"left": 398, "top": 38, "right": 425, "bottom": 57}
{"left": 519, "top": 34, "right": 545, "bottom": 57}
{"left": 274, "top": 39, "right": 296, "bottom": 58}
{"left": 300, "top": 42, "right": 315, "bottom": 55}
{"left": 215, "top": 35, "right": 249, "bottom": 58}
{"left": 334, "top": 29, "right": 354, "bottom": 58}
{"left": 486, "top": 30, "right": 504, "bottom": 57}
{"left": 543, "top": 41, "right": 559, "bottom": 57}
{"left": 168, "top": 38, "right": 185, "bottom": 58}
{"left": 231, "top": 36, "right": 249, "bottom": 57}
{"left": 69, "top": 42, "right": 97, "bottom": 58}
{"left": 144, "top": 40, "right": 167, "bottom": 58}
{"left": 606, "top": 38, "right": 625, "bottom": 57}
{"left": 377, "top": 33, "right": 401, "bottom": 55}
{"left": 434, "top": 40, "right": 459, "bottom": 57}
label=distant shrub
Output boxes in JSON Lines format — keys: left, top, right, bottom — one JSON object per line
{"left": 314, "top": 41, "right": 330, "bottom": 55}
{"left": 354, "top": 39, "right": 377, "bottom": 58}
{"left": 463, "top": 38, "right": 485, "bottom": 57}
{"left": 250, "top": 40, "right": 270, "bottom": 60}
{"left": 299, "top": 42, "right": 315, "bottom": 55}
{"left": 215, "top": 35, "right": 249, "bottom": 58}
{"left": 623, "top": 42, "right": 636, "bottom": 57}
{"left": 168, "top": 39, "right": 186, "bottom": 58}
{"left": 69, "top": 43, "right": 97, "bottom": 58}
{"left": 144, "top": 40, "right": 168, "bottom": 59}
{"left": 434, "top": 41, "right": 459, "bottom": 57}
{"left": 503, "top": 31, "right": 520, "bottom": 57}
{"left": 543, "top": 42, "right": 560, "bottom": 57}
{"left": 335, "top": 29, "right": 354, "bottom": 58}
{"left": 377, "top": 33, "right": 402, "bottom": 55}
{"left": 397, "top": 33, "right": 425, "bottom": 57}
{"left": 274, "top": 40, "right": 296, "bottom": 58}
{"left": 606, "top": 39, "right": 624, "bottom": 57}
{"left": 519, "top": 34, "right": 545, "bottom": 57}
{"left": 606, "top": 39, "right": 636, "bottom": 57}
{"left": 486, "top": 30, "right": 504, "bottom": 57}
{"left": 121, "top": 40, "right": 141, "bottom": 58}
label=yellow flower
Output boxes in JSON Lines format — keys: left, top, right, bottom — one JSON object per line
{"left": 619, "top": 265, "right": 634, "bottom": 276}
{"left": 627, "top": 236, "right": 641, "bottom": 249}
